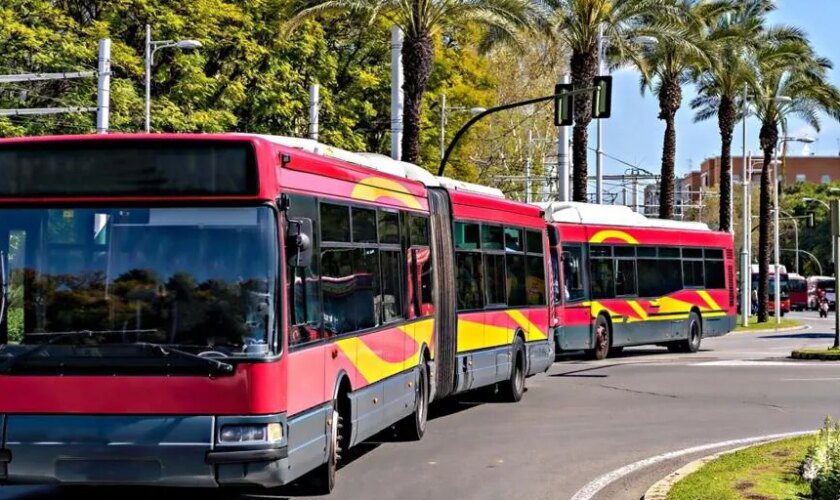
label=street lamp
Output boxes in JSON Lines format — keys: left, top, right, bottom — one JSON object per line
{"left": 439, "top": 94, "right": 486, "bottom": 160}
{"left": 144, "top": 24, "right": 202, "bottom": 132}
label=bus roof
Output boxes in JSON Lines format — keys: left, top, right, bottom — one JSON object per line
{"left": 538, "top": 201, "right": 712, "bottom": 231}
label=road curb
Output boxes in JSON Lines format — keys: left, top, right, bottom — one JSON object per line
{"left": 732, "top": 324, "right": 809, "bottom": 335}
{"left": 642, "top": 436, "right": 809, "bottom": 500}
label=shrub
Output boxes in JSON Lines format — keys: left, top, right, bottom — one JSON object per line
{"left": 801, "top": 417, "right": 840, "bottom": 499}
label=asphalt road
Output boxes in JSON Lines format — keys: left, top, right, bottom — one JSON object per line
{"left": 3, "top": 311, "right": 840, "bottom": 500}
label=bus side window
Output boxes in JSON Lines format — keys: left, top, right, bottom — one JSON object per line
{"left": 550, "top": 248, "right": 562, "bottom": 305}
{"left": 286, "top": 195, "right": 323, "bottom": 346}
{"left": 562, "top": 244, "right": 585, "bottom": 302}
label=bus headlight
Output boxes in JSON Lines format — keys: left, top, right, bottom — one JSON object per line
{"left": 219, "top": 423, "right": 283, "bottom": 443}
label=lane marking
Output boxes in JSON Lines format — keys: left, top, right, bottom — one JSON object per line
{"left": 570, "top": 431, "right": 812, "bottom": 500}
{"left": 693, "top": 360, "right": 839, "bottom": 367}
{"left": 781, "top": 378, "right": 840, "bottom": 381}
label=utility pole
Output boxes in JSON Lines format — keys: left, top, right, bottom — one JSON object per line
{"left": 96, "top": 39, "right": 111, "bottom": 134}
{"left": 390, "top": 26, "right": 404, "bottom": 161}
{"left": 741, "top": 85, "right": 751, "bottom": 327}
{"left": 832, "top": 200, "right": 840, "bottom": 348}
{"left": 557, "top": 73, "right": 570, "bottom": 201}
{"left": 308, "top": 84, "right": 320, "bottom": 141}
{"left": 525, "top": 129, "right": 533, "bottom": 203}
{"left": 595, "top": 24, "right": 605, "bottom": 204}
{"left": 0, "top": 39, "right": 110, "bottom": 130}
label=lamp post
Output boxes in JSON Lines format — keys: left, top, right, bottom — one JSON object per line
{"left": 439, "top": 94, "right": 486, "bottom": 161}
{"left": 144, "top": 24, "right": 202, "bottom": 133}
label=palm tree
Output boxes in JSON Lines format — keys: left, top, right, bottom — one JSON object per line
{"left": 691, "top": 0, "right": 773, "bottom": 232}
{"left": 543, "top": 0, "right": 672, "bottom": 202}
{"left": 751, "top": 30, "right": 840, "bottom": 322}
{"left": 631, "top": 0, "right": 729, "bottom": 220}
{"left": 289, "top": 0, "right": 536, "bottom": 165}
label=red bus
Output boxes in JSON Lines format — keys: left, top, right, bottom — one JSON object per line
{"left": 543, "top": 202, "right": 736, "bottom": 359}
{"left": 0, "top": 134, "right": 553, "bottom": 491}
{"left": 788, "top": 273, "right": 807, "bottom": 311}
{"left": 751, "top": 264, "right": 790, "bottom": 316}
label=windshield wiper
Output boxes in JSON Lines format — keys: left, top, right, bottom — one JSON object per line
{"left": 132, "top": 342, "right": 235, "bottom": 374}
{"left": 0, "top": 330, "right": 156, "bottom": 374}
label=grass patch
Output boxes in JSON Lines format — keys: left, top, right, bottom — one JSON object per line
{"left": 735, "top": 315, "right": 802, "bottom": 332}
{"left": 791, "top": 348, "right": 840, "bottom": 360}
{"left": 668, "top": 435, "right": 813, "bottom": 500}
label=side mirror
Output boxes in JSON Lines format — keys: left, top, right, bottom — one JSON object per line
{"left": 286, "top": 218, "right": 313, "bottom": 268}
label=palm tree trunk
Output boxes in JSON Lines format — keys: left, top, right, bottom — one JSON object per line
{"left": 757, "top": 120, "right": 778, "bottom": 323}
{"left": 718, "top": 96, "right": 736, "bottom": 232}
{"left": 657, "top": 77, "right": 681, "bottom": 220}
{"left": 401, "top": 28, "right": 434, "bottom": 164}
{"left": 570, "top": 46, "right": 598, "bottom": 202}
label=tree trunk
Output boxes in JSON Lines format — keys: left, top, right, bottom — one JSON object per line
{"left": 718, "top": 96, "right": 736, "bottom": 232}
{"left": 657, "top": 77, "right": 681, "bottom": 220}
{"left": 570, "top": 46, "right": 598, "bottom": 202}
{"left": 400, "top": 28, "right": 434, "bottom": 165}
{"left": 757, "top": 120, "right": 778, "bottom": 323}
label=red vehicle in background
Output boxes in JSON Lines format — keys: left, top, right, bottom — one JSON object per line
{"left": 788, "top": 273, "right": 808, "bottom": 311}
{"left": 0, "top": 134, "right": 553, "bottom": 491}
{"left": 752, "top": 265, "right": 790, "bottom": 316}
{"left": 542, "top": 202, "right": 736, "bottom": 360}
{"left": 808, "top": 276, "right": 836, "bottom": 310}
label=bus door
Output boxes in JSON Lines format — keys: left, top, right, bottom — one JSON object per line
{"left": 554, "top": 241, "right": 591, "bottom": 351}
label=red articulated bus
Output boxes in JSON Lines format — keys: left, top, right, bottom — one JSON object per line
{"left": 0, "top": 134, "right": 553, "bottom": 491}
{"left": 542, "top": 202, "right": 736, "bottom": 359}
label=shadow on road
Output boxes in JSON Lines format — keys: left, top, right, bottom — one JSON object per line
{"left": 760, "top": 333, "right": 835, "bottom": 340}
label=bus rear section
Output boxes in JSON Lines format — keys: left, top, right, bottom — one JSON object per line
{"left": 442, "top": 184, "right": 554, "bottom": 401}
{"left": 543, "top": 202, "right": 736, "bottom": 360}
{"left": 808, "top": 276, "right": 836, "bottom": 310}
{"left": 788, "top": 273, "right": 808, "bottom": 311}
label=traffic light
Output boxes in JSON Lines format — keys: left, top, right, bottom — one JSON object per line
{"left": 554, "top": 83, "right": 573, "bottom": 127}
{"left": 592, "top": 75, "right": 613, "bottom": 119}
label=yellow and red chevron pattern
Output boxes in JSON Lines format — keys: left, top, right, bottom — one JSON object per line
{"left": 456, "top": 309, "right": 550, "bottom": 353}
{"left": 585, "top": 290, "right": 728, "bottom": 323}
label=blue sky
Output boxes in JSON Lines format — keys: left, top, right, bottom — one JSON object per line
{"left": 595, "top": 0, "right": 840, "bottom": 185}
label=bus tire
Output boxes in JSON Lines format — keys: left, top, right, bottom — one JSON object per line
{"left": 587, "top": 315, "right": 610, "bottom": 360}
{"left": 395, "top": 360, "right": 429, "bottom": 441}
{"left": 678, "top": 312, "right": 702, "bottom": 353}
{"left": 498, "top": 336, "right": 526, "bottom": 402}
{"left": 303, "top": 401, "right": 340, "bottom": 494}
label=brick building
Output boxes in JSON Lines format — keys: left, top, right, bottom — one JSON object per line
{"left": 699, "top": 155, "right": 840, "bottom": 187}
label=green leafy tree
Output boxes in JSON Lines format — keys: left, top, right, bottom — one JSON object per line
{"left": 289, "top": 0, "right": 537, "bottom": 165}
{"left": 541, "top": 0, "right": 671, "bottom": 202}
{"left": 751, "top": 29, "right": 840, "bottom": 322}
{"left": 691, "top": 0, "right": 773, "bottom": 231}
{"left": 631, "top": 0, "right": 728, "bottom": 220}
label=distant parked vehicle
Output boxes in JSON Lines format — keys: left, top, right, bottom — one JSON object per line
{"left": 788, "top": 273, "right": 808, "bottom": 311}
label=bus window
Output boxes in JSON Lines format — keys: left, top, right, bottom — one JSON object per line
{"left": 550, "top": 248, "right": 562, "bottom": 305}
{"left": 484, "top": 253, "right": 507, "bottom": 306}
{"left": 482, "top": 225, "right": 504, "bottom": 250}
{"left": 590, "top": 258, "right": 615, "bottom": 299}
{"left": 378, "top": 211, "right": 400, "bottom": 244}
{"left": 704, "top": 258, "right": 725, "bottom": 289}
{"left": 320, "top": 203, "right": 350, "bottom": 242}
{"left": 683, "top": 260, "right": 704, "bottom": 288}
{"left": 455, "top": 222, "right": 480, "bottom": 250}
{"left": 380, "top": 250, "right": 404, "bottom": 323}
{"left": 526, "top": 255, "right": 546, "bottom": 305}
{"left": 322, "top": 247, "right": 380, "bottom": 335}
{"left": 352, "top": 207, "right": 377, "bottom": 243}
{"left": 638, "top": 258, "right": 682, "bottom": 297}
{"left": 456, "top": 252, "right": 483, "bottom": 310}
{"left": 409, "top": 215, "right": 429, "bottom": 246}
{"left": 504, "top": 227, "right": 523, "bottom": 252}
{"left": 562, "top": 245, "right": 585, "bottom": 302}
{"left": 506, "top": 254, "right": 527, "bottom": 306}
{"left": 615, "top": 259, "right": 637, "bottom": 297}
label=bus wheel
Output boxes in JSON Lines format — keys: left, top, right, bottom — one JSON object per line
{"left": 395, "top": 361, "right": 429, "bottom": 441}
{"left": 499, "top": 337, "right": 526, "bottom": 402}
{"left": 304, "top": 399, "right": 343, "bottom": 494}
{"left": 588, "top": 316, "right": 610, "bottom": 360}
{"left": 679, "top": 312, "right": 702, "bottom": 353}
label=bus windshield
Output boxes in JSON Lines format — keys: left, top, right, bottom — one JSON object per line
{"left": 0, "top": 206, "right": 277, "bottom": 358}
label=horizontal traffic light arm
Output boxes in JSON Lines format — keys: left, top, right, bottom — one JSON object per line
{"left": 437, "top": 86, "right": 598, "bottom": 178}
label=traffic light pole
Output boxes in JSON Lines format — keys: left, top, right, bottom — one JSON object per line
{"left": 437, "top": 86, "right": 599, "bottom": 178}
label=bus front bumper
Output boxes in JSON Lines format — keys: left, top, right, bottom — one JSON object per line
{"left": 0, "top": 414, "right": 291, "bottom": 488}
